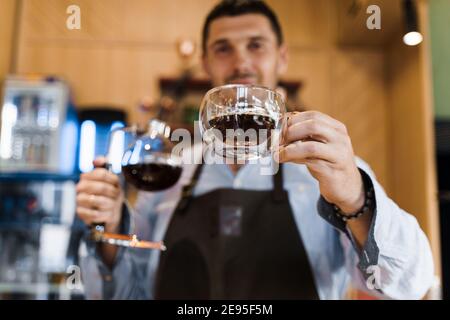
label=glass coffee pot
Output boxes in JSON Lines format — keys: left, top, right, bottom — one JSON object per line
{"left": 90, "top": 119, "right": 183, "bottom": 250}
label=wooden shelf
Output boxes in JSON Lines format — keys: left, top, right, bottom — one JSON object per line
{"left": 159, "top": 77, "right": 302, "bottom": 99}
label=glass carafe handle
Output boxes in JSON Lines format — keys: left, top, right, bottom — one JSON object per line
{"left": 89, "top": 162, "right": 110, "bottom": 239}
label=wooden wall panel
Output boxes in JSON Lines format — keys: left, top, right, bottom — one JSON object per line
{"left": 268, "top": 0, "right": 334, "bottom": 48}
{"left": 385, "top": 0, "right": 440, "bottom": 286}
{"left": 17, "top": 44, "right": 181, "bottom": 109}
{"left": 0, "top": 0, "right": 17, "bottom": 83}
{"left": 284, "top": 50, "right": 332, "bottom": 113}
{"left": 331, "top": 49, "right": 388, "bottom": 188}
{"left": 335, "top": 0, "right": 403, "bottom": 46}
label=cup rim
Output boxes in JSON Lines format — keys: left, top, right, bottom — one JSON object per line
{"left": 204, "top": 84, "right": 285, "bottom": 105}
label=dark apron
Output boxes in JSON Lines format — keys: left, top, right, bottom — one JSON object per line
{"left": 154, "top": 164, "right": 319, "bottom": 299}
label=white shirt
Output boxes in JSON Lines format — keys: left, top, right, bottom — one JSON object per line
{"left": 81, "top": 151, "right": 435, "bottom": 300}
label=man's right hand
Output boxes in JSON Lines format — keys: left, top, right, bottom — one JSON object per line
{"left": 76, "top": 157, "right": 124, "bottom": 233}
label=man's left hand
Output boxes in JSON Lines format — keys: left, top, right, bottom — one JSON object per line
{"left": 278, "top": 111, "right": 365, "bottom": 215}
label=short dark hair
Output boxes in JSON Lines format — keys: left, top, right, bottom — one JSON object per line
{"left": 202, "top": 0, "right": 284, "bottom": 53}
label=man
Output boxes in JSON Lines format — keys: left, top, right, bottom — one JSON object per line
{"left": 76, "top": 0, "right": 434, "bottom": 299}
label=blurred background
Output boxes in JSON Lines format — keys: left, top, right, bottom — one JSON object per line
{"left": 0, "top": 0, "right": 448, "bottom": 299}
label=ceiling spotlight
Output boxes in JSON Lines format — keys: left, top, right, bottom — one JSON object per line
{"left": 403, "top": 31, "right": 423, "bottom": 46}
{"left": 402, "top": 0, "right": 423, "bottom": 46}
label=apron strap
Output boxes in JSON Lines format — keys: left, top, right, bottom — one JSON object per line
{"left": 272, "top": 164, "right": 285, "bottom": 202}
{"left": 177, "top": 163, "right": 205, "bottom": 213}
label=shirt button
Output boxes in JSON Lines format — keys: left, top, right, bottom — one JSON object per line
{"left": 234, "top": 180, "right": 241, "bottom": 188}
{"left": 103, "top": 275, "right": 112, "bottom": 282}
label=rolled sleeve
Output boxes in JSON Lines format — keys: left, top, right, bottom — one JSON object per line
{"left": 317, "top": 169, "right": 379, "bottom": 275}
{"left": 317, "top": 158, "right": 435, "bottom": 299}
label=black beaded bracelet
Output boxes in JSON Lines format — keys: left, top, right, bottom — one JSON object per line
{"left": 333, "top": 186, "right": 375, "bottom": 222}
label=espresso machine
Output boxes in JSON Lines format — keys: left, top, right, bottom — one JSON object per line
{"left": 0, "top": 76, "right": 80, "bottom": 299}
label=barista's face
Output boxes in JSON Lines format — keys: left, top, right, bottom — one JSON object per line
{"left": 202, "top": 14, "right": 288, "bottom": 89}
